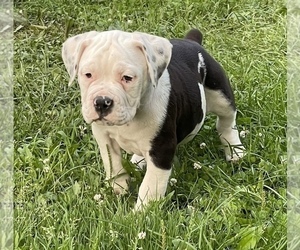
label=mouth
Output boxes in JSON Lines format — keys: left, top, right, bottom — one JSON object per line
{"left": 91, "top": 116, "right": 131, "bottom": 126}
{"left": 92, "top": 117, "right": 115, "bottom": 126}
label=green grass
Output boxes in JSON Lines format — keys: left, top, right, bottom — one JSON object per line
{"left": 14, "top": 0, "right": 286, "bottom": 249}
{"left": 287, "top": 2, "right": 300, "bottom": 250}
{"left": 0, "top": 3, "right": 14, "bottom": 250}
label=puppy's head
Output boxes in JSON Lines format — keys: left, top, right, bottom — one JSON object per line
{"left": 62, "top": 30, "right": 172, "bottom": 126}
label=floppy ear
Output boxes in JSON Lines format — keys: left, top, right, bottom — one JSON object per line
{"left": 132, "top": 32, "right": 172, "bottom": 87}
{"left": 62, "top": 31, "right": 98, "bottom": 86}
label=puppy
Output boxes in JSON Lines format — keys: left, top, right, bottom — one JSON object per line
{"left": 62, "top": 29, "right": 244, "bottom": 209}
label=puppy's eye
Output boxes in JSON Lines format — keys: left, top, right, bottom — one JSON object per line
{"left": 122, "top": 75, "right": 133, "bottom": 83}
{"left": 85, "top": 73, "right": 92, "bottom": 78}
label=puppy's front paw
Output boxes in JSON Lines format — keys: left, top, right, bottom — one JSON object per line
{"left": 131, "top": 154, "right": 146, "bottom": 169}
{"left": 225, "top": 145, "right": 245, "bottom": 162}
{"left": 111, "top": 174, "right": 129, "bottom": 195}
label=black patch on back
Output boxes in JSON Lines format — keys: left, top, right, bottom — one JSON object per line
{"left": 150, "top": 39, "right": 204, "bottom": 169}
{"left": 150, "top": 38, "right": 236, "bottom": 170}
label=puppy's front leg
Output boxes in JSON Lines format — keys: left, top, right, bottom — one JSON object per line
{"left": 92, "top": 124, "right": 129, "bottom": 194}
{"left": 135, "top": 153, "right": 172, "bottom": 210}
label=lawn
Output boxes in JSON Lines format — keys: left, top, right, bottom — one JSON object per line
{"left": 13, "top": 0, "right": 286, "bottom": 249}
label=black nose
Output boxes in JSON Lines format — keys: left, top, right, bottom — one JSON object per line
{"left": 94, "top": 96, "right": 114, "bottom": 116}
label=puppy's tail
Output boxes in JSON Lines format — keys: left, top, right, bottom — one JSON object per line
{"left": 184, "top": 29, "right": 203, "bottom": 45}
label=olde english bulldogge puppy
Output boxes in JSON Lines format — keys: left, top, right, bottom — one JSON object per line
{"left": 62, "top": 29, "right": 245, "bottom": 210}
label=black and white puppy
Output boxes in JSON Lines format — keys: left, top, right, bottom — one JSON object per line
{"left": 62, "top": 29, "right": 245, "bottom": 209}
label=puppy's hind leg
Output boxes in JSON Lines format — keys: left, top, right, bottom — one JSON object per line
{"left": 205, "top": 87, "right": 245, "bottom": 161}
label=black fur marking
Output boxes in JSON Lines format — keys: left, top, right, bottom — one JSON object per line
{"left": 157, "top": 48, "right": 164, "bottom": 55}
{"left": 150, "top": 39, "right": 205, "bottom": 170}
{"left": 150, "top": 37, "right": 236, "bottom": 170}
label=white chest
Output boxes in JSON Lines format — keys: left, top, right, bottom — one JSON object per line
{"left": 106, "top": 118, "right": 158, "bottom": 156}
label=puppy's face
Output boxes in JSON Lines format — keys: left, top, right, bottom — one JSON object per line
{"left": 77, "top": 39, "right": 147, "bottom": 125}
{"left": 62, "top": 30, "right": 172, "bottom": 126}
